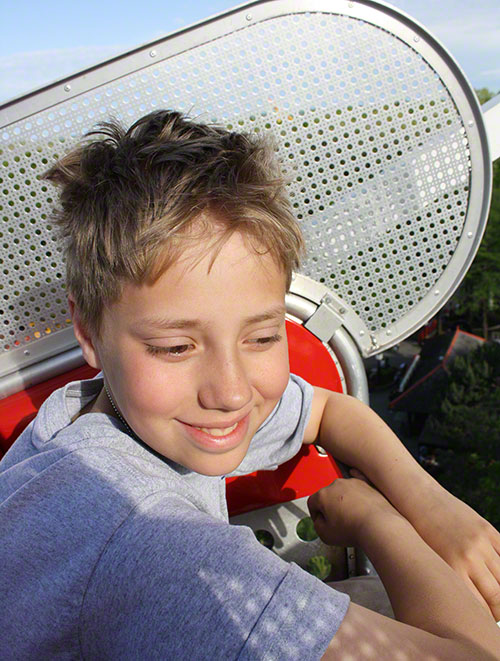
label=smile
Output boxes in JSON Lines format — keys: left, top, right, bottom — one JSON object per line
{"left": 193, "top": 422, "right": 238, "bottom": 436}
{"left": 178, "top": 414, "right": 251, "bottom": 452}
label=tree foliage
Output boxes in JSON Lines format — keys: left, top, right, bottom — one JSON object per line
{"left": 426, "top": 342, "right": 500, "bottom": 528}
{"left": 452, "top": 89, "right": 500, "bottom": 338}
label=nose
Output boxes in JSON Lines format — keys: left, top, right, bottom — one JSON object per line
{"left": 198, "top": 351, "right": 253, "bottom": 412}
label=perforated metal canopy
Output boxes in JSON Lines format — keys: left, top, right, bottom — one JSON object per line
{"left": 0, "top": 0, "right": 492, "bottom": 390}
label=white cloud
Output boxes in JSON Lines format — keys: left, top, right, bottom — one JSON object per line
{"left": 0, "top": 45, "right": 125, "bottom": 104}
{"left": 481, "top": 68, "right": 500, "bottom": 76}
{"left": 429, "top": 14, "right": 500, "bottom": 53}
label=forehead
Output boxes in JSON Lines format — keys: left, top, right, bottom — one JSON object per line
{"left": 148, "top": 209, "right": 289, "bottom": 277}
{"left": 108, "top": 230, "right": 287, "bottom": 328}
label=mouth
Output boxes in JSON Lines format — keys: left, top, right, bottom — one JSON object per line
{"left": 178, "top": 414, "right": 250, "bottom": 452}
{"left": 192, "top": 422, "right": 239, "bottom": 436}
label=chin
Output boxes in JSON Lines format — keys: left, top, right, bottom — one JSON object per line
{"left": 189, "top": 450, "right": 247, "bottom": 477}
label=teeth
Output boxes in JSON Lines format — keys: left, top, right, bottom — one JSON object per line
{"left": 195, "top": 422, "right": 238, "bottom": 436}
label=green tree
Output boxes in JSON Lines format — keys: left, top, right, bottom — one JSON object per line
{"left": 425, "top": 342, "right": 500, "bottom": 528}
{"left": 452, "top": 89, "right": 500, "bottom": 339}
{"left": 475, "top": 88, "right": 496, "bottom": 105}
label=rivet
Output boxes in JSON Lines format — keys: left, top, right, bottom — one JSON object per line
{"left": 386, "top": 329, "right": 392, "bottom": 335}
{"left": 64, "top": 84, "right": 71, "bottom": 92}
{"left": 246, "top": 13, "right": 252, "bottom": 21}
{"left": 467, "top": 232, "right": 473, "bottom": 238}
{"left": 348, "top": 1, "right": 354, "bottom": 7}
{"left": 468, "top": 120, "right": 474, "bottom": 127}
{"left": 339, "top": 308, "right": 346, "bottom": 315}
{"left": 413, "top": 35, "right": 420, "bottom": 43}
{"left": 24, "top": 349, "right": 30, "bottom": 355}
{"left": 149, "top": 50, "right": 157, "bottom": 58}
{"left": 359, "top": 330, "right": 365, "bottom": 336}
{"left": 434, "top": 290, "right": 440, "bottom": 296}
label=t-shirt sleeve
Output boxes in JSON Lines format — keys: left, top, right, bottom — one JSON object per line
{"left": 229, "top": 374, "right": 314, "bottom": 476}
{"left": 80, "top": 492, "right": 349, "bottom": 660}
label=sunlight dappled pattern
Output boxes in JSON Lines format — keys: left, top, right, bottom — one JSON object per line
{"left": 198, "top": 562, "right": 349, "bottom": 660}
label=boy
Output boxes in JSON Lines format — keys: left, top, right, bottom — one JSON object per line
{"left": 0, "top": 110, "right": 499, "bottom": 659}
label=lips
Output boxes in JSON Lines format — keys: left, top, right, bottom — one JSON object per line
{"left": 193, "top": 422, "right": 238, "bottom": 436}
{"left": 178, "top": 414, "right": 250, "bottom": 452}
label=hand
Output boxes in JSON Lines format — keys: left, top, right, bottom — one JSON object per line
{"left": 415, "top": 489, "right": 500, "bottom": 621}
{"left": 307, "top": 478, "right": 400, "bottom": 548}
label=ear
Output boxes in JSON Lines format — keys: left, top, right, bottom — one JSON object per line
{"left": 68, "top": 295, "right": 102, "bottom": 370}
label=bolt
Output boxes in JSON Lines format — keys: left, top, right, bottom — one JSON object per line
{"left": 468, "top": 120, "right": 474, "bottom": 127}
{"left": 246, "top": 13, "right": 252, "bottom": 21}
{"left": 467, "top": 232, "right": 473, "bottom": 239}
{"left": 149, "top": 50, "right": 157, "bottom": 58}
{"left": 339, "top": 307, "right": 346, "bottom": 315}
{"left": 64, "top": 84, "right": 71, "bottom": 92}
{"left": 434, "top": 290, "right": 440, "bottom": 296}
{"left": 24, "top": 349, "right": 30, "bottom": 355}
{"left": 413, "top": 35, "right": 420, "bottom": 43}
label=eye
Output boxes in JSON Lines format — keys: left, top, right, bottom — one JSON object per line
{"left": 146, "top": 344, "right": 193, "bottom": 357}
{"left": 247, "top": 333, "right": 282, "bottom": 348}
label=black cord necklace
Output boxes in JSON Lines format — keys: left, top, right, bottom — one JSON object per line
{"left": 103, "top": 382, "right": 136, "bottom": 438}
{"left": 102, "top": 382, "right": 174, "bottom": 465}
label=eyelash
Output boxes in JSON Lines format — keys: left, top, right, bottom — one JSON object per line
{"left": 145, "top": 334, "right": 282, "bottom": 357}
{"left": 250, "top": 333, "right": 282, "bottom": 346}
{"left": 146, "top": 344, "right": 192, "bottom": 357}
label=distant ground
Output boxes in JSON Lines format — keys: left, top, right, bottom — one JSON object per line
{"left": 364, "top": 341, "right": 421, "bottom": 458}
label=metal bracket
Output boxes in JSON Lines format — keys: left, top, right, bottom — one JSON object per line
{"left": 303, "top": 295, "right": 344, "bottom": 343}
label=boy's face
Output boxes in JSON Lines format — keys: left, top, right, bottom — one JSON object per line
{"left": 79, "top": 228, "right": 290, "bottom": 476}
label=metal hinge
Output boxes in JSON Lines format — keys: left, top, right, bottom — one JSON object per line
{"left": 303, "top": 295, "right": 345, "bottom": 342}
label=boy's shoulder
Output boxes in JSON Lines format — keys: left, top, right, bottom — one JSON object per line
{"left": 0, "top": 375, "right": 226, "bottom": 516}
{"left": 0, "top": 374, "right": 350, "bottom": 657}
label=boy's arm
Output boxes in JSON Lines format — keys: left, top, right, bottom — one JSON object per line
{"left": 304, "top": 386, "right": 500, "bottom": 620}
{"left": 308, "top": 478, "right": 500, "bottom": 660}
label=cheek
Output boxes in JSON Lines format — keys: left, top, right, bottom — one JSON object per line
{"left": 100, "top": 347, "right": 178, "bottom": 412}
{"left": 257, "top": 342, "right": 290, "bottom": 401}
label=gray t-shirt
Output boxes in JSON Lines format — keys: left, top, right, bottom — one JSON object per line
{"left": 0, "top": 374, "right": 349, "bottom": 660}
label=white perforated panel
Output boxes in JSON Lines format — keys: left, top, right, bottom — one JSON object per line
{"left": 0, "top": 2, "right": 490, "bottom": 369}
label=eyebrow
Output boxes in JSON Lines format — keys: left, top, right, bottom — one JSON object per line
{"left": 132, "top": 305, "right": 286, "bottom": 332}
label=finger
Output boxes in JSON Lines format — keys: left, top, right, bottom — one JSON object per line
{"left": 489, "top": 529, "right": 500, "bottom": 557}
{"left": 307, "top": 498, "right": 335, "bottom": 545}
{"left": 484, "top": 560, "right": 500, "bottom": 622}
{"left": 486, "top": 555, "right": 500, "bottom": 586}
{"left": 307, "top": 492, "right": 325, "bottom": 523}
{"left": 460, "top": 571, "right": 493, "bottom": 616}
{"left": 468, "top": 563, "right": 500, "bottom": 620}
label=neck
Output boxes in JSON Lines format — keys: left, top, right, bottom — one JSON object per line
{"left": 103, "top": 383, "right": 135, "bottom": 436}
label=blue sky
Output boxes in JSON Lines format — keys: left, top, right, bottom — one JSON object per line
{"left": 1, "top": 0, "right": 499, "bottom": 104}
